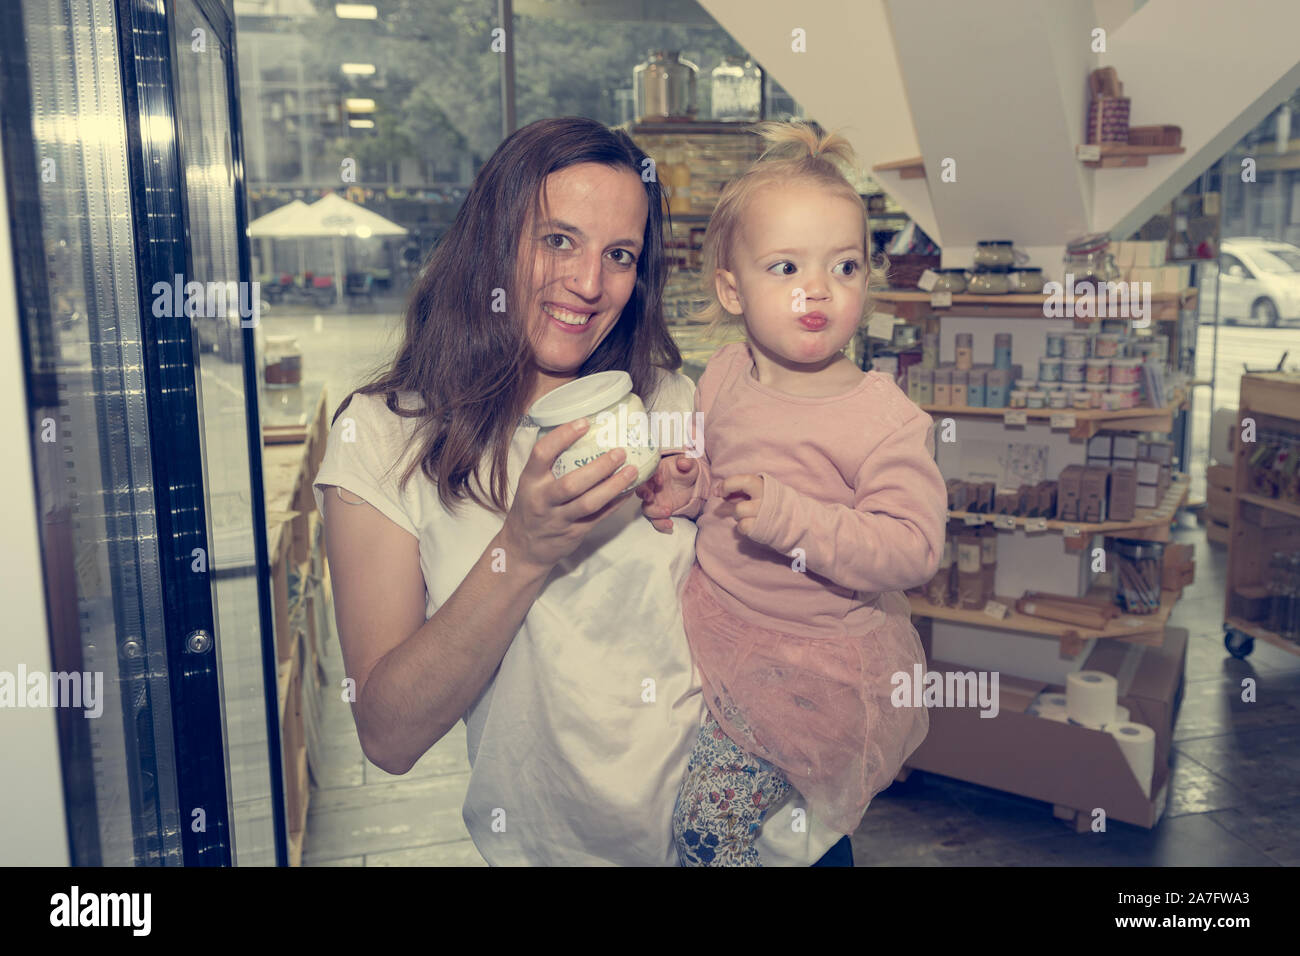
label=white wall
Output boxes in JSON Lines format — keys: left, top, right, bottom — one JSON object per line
{"left": 698, "top": 0, "right": 942, "bottom": 241}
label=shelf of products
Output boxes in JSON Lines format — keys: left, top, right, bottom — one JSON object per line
{"left": 1222, "top": 372, "right": 1300, "bottom": 659}
{"left": 909, "top": 585, "right": 1178, "bottom": 645}
{"left": 947, "top": 475, "right": 1189, "bottom": 546}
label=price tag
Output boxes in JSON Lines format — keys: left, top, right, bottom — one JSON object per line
{"left": 983, "top": 600, "right": 1010, "bottom": 620}
{"left": 1063, "top": 525, "right": 1084, "bottom": 538}
{"left": 916, "top": 269, "right": 939, "bottom": 292}
{"left": 1025, "top": 517, "right": 1049, "bottom": 533}
{"left": 1076, "top": 144, "right": 1102, "bottom": 162}
{"left": 1004, "top": 410, "right": 1028, "bottom": 426}
{"left": 1049, "top": 413, "right": 1077, "bottom": 430}
{"left": 930, "top": 290, "right": 953, "bottom": 308}
{"left": 866, "top": 312, "right": 898, "bottom": 340}
{"left": 962, "top": 513, "right": 986, "bottom": 526}
{"left": 994, "top": 514, "right": 1017, "bottom": 530}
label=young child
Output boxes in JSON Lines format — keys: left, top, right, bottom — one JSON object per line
{"left": 637, "top": 122, "right": 947, "bottom": 866}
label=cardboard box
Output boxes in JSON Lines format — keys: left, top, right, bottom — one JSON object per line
{"left": 1159, "top": 266, "right": 1182, "bottom": 293}
{"left": 995, "top": 490, "right": 1020, "bottom": 514}
{"left": 1080, "top": 466, "right": 1110, "bottom": 523}
{"left": 947, "top": 479, "right": 971, "bottom": 511}
{"left": 1135, "top": 484, "right": 1159, "bottom": 509}
{"left": 1033, "top": 480, "right": 1058, "bottom": 517}
{"left": 1135, "top": 460, "right": 1161, "bottom": 484}
{"left": 1162, "top": 543, "right": 1194, "bottom": 590}
{"left": 1109, "top": 466, "right": 1137, "bottom": 521}
{"left": 910, "top": 627, "right": 1187, "bottom": 829}
{"left": 1112, "top": 435, "right": 1139, "bottom": 460}
{"left": 1142, "top": 440, "right": 1174, "bottom": 464}
{"left": 1056, "top": 465, "right": 1084, "bottom": 521}
{"left": 1087, "top": 435, "right": 1113, "bottom": 458}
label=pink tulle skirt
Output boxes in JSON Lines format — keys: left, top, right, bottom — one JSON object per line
{"left": 682, "top": 564, "right": 930, "bottom": 834}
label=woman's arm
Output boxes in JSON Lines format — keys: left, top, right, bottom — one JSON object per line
{"left": 324, "top": 419, "right": 641, "bottom": 774}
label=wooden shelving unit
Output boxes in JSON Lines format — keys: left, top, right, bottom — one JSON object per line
{"left": 1222, "top": 372, "right": 1300, "bottom": 660}
{"left": 872, "top": 155, "right": 926, "bottom": 179}
{"left": 921, "top": 394, "right": 1185, "bottom": 440}
{"left": 263, "top": 386, "right": 331, "bottom": 866}
{"left": 1078, "top": 143, "right": 1187, "bottom": 168}
{"left": 910, "top": 585, "right": 1179, "bottom": 648}
{"left": 872, "top": 289, "right": 1197, "bottom": 323}
{"left": 623, "top": 120, "right": 760, "bottom": 136}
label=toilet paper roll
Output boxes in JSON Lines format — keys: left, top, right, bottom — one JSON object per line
{"left": 1108, "top": 721, "right": 1155, "bottom": 798}
{"left": 1067, "top": 670, "right": 1118, "bottom": 728}
{"left": 1103, "top": 704, "right": 1131, "bottom": 728}
{"left": 1028, "top": 692, "right": 1068, "bottom": 721}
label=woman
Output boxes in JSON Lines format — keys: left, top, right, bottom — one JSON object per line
{"left": 314, "top": 116, "right": 848, "bottom": 865}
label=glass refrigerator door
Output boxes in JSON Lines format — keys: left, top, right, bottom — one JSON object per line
{"left": 1, "top": 0, "right": 284, "bottom": 865}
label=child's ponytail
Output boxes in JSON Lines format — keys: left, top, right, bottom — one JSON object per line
{"left": 752, "top": 121, "right": 857, "bottom": 175}
{"left": 692, "top": 120, "right": 887, "bottom": 335}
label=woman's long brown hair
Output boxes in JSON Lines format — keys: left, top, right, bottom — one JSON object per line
{"left": 335, "top": 117, "right": 680, "bottom": 515}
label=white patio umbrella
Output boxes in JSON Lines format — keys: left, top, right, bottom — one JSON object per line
{"left": 248, "top": 194, "right": 409, "bottom": 308}
{"left": 303, "top": 193, "right": 408, "bottom": 309}
{"left": 247, "top": 199, "right": 311, "bottom": 279}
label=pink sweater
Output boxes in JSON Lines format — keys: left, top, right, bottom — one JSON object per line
{"left": 671, "top": 341, "right": 947, "bottom": 832}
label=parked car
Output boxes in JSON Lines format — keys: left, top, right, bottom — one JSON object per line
{"left": 1213, "top": 238, "right": 1300, "bottom": 326}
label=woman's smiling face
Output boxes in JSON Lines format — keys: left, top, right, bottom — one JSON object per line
{"left": 521, "top": 162, "right": 649, "bottom": 402}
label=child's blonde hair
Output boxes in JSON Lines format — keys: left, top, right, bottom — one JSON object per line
{"left": 693, "top": 121, "right": 887, "bottom": 335}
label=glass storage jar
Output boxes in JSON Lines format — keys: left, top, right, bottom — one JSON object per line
{"left": 710, "top": 56, "right": 761, "bottom": 122}
{"left": 528, "top": 370, "right": 661, "bottom": 489}
{"left": 973, "top": 241, "right": 1016, "bottom": 269}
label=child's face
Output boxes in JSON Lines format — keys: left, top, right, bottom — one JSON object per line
{"left": 715, "top": 181, "right": 867, "bottom": 367}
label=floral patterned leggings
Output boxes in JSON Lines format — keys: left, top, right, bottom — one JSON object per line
{"left": 672, "top": 709, "right": 794, "bottom": 866}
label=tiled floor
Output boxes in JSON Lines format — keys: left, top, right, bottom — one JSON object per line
{"left": 289, "top": 305, "right": 1300, "bottom": 866}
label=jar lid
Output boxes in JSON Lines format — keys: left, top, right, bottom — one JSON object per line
{"left": 528, "top": 370, "right": 633, "bottom": 427}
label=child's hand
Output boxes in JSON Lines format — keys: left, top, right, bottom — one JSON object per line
{"left": 635, "top": 454, "right": 700, "bottom": 533}
{"left": 714, "top": 474, "right": 763, "bottom": 537}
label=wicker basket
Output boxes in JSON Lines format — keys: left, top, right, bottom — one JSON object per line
{"left": 886, "top": 254, "right": 940, "bottom": 290}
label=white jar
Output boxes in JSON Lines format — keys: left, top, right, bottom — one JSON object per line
{"left": 527, "top": 370, "right": 661, "bottom": 489}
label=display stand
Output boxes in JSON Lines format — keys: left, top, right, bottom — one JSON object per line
{"left": 880, "top": 301, "right": 1189, "bottom": 828}
{"left": 1221, "top": 372, "right": 1300, "bottom": 660}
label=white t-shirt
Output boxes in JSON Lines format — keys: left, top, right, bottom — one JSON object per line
{"left": 312, "top": 369, "right": 841, "bottom": 866}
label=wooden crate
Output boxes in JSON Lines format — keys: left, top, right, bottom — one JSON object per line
{"left": 1206, "top": 483, "right": 1233, "bottom": 524}
{"left": 1222, "top": 373, "right": 1300, "bottom": 657}
{"left": 1206, "top": 519, "right": 1230, "bottom": 546}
